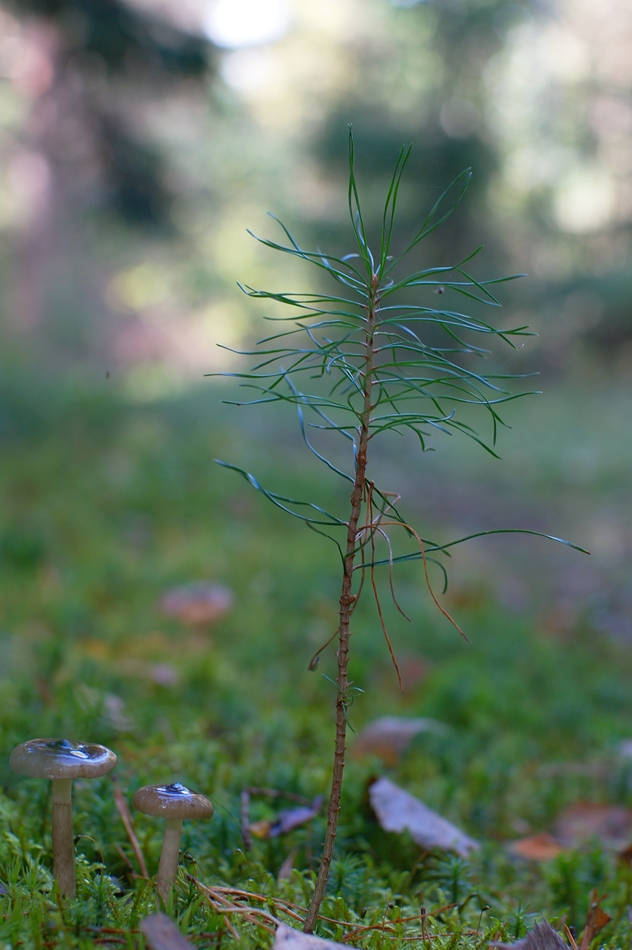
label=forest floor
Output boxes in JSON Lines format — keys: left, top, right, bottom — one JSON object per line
{"left": 2, "top": 361, "right": 632, "bottom": 949}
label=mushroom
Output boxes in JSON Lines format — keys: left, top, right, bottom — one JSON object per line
{"left": 132, "top": 782, "right": 213, "bottom": 904}
{"left": 10, "top": 738, "right": 117, "bottom": 899}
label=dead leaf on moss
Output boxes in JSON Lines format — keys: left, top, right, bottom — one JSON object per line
{"left": 273, "top": 923, "right": 346, "bottom": 949}
{"left": 160, "top": 582, "right": 233, "bottom": 625}
{"left": 616, "top": 841, "right": 632, "bottom": 863}
{"left": 148, "top": 663, "right": 180, "bottom": 686}
{"left": 369, "top": 777, "right": 479, "bottom": 857}
{"left": 353, "top": 716, "right": 446, "bottom": 765}
{"left": 140, "top": 913, "right": 195, "bottom": 950}
{"left": 491, "top": 919, "right": 568, "bottom": 950}
{"left": 579, "top": 889, "right": 611, "bottom": 950}
{"left": 554, "top": 802, "right": 632, "bottom": 849}
{"left": 117, "top": 659, "right": 180, "bottom": 685}
{"left": 250, "top": 796, "right": 324, "bottom": 840}
{"left": 509, "top": 834, "right": 565, "bottom": 862}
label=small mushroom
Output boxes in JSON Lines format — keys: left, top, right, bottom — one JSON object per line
{"left": 132, "top": 782, "right": 213, "bottom": 904}
{"left": 10, "top": 738, "right": 117, "bottom": 899}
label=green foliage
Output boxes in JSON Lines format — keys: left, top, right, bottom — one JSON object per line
{"left": 217, "top": 132, "right": 584, "bottom": 623}
{"left": 221, "top": 136, "right": 525, "bottom": 478}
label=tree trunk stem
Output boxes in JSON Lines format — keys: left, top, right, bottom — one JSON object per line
{"left": 303, "top": 282, "right": 378, "bottom": 933}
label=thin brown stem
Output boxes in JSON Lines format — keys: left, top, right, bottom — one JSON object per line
{"left": 303, "top": 275, "right": 379, "bottom": 933}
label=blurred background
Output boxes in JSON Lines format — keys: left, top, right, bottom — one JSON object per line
{"left": 1, "top": 0, "right": 631, "bottom": 384}
{"left": 1, "top": 0, "right": 632, "bottom": 745}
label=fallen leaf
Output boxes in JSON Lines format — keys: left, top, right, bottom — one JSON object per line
{"left": 353, "top": 717, "right": 446, "bottom": 765}
{"left": 579, "top": 889, "right": 611, "bottom": 950}
{"left": 369, "top": 777, "right": 479, "bottom": 857}
{"left": 160, "top": 582, "right": 233, "bottom": 626}
{"left": 250, "top": 796, "right": 324, "bottom": 840}
{"left": 249, "top": 818, "right": 273, "bottom": 839}
{"left": 554, "top": 802, "right": 632, "bottom": 849}
{"left": 117, "top": 659, "right": 180, "bottom": 686}
{"left": 140, "top": 913, "right": 196, "bottom": 950}
{"left": 617, "top": 842, "right": 632, "bottom": 863}
{"left": 273, "top": 923, "right": 346, "bottom": 949}
{"left": 148, "top": 663, "right": 180, "bottom": 687}
{"left": 491, "top": 919, "right": 568, "bottom": 950}
{"left": 270, "top": 796, "right": 324, "bottom": 837}
{"left": 509, "top": 834, "right": 565, "bottom": 862}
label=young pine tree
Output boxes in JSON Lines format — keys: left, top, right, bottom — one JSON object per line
{"left": 214, "top": 133, "right": 585, "bottom": 932}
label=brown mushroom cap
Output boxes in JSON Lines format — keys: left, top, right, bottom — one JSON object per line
{"left": 9, "top": 738, "right": 117, "bottom": 781}
{"left": 133, "top": 783, "right": 214, "bottom": 820}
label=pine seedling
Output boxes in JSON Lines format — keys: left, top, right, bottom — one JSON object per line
{"left": 213, "top": 132, "right": 586, "bottom": 932}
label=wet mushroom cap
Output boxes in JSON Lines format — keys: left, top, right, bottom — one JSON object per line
{"left": 133, "top": 783, "right": 214, "bottom": 820}
{"left": 9, "top": 738, "right": 117, "bottom": 780}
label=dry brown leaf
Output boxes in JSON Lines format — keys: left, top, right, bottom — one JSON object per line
{"left": 117, "top": 659, "right": 180, "bottom": 685}
{"left": 140, "top": 913, "right": 196, "bottom": 950}
{"left": 491, "top": 919, "right": 568, "bottom": 950}
{"left": 148, "top": 663, "right": 180, "bottom": 686}
{"left": 160, "top": 582, "right": 233, "bottom": 626}
{"left": 509, "top": 834, "right": 565, "bottom": 862}
{"left": 617, "top": 841, "right": 632, "bottom": 864}
{"left": 579, "top": 889, "right": 611, "bottom": 950}
{"left": 250, "top": 796, "right": 324, "bottom": 840}
{"left": 369, "top": 776, "right": 479, "bottom": 857}
{"left": 554, "top": 802, "right": 632, "bottom": 849}
{"left": 249, "top": 818, "right": 273, "bottom": 839}
{"left": 273, "top": 923, "right": 347, "bottom": 949}
{"left": 241, "top": 787, "right": 316, "bottom": 851}
{"left": 353, "top": 717, "right": 446, "bottom": 765}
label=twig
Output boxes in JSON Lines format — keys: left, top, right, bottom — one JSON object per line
{"left": 112, "top": 778, "right": 149, "bottom": 879}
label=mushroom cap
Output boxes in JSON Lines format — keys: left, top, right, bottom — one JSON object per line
{"left": 9, "top": 738, "right": 117, "bottom": 781}
{"left": 132, "top": 782, "right": 214, "bottom": 820}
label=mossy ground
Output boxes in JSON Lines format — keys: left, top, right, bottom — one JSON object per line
{"left": 1, "top": 364, "right": 632, "bottom": 948}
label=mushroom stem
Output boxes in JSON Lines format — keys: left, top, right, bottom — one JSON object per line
{"left": 156, "top": 817, "right": 183, "bottom": 905}
{"left": 51, "top": 778, "right": 75, "bottom": 899}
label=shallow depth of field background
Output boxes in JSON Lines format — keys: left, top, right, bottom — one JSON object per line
{"left": 1, "top": 0, "right": 632, "bottom": 933}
